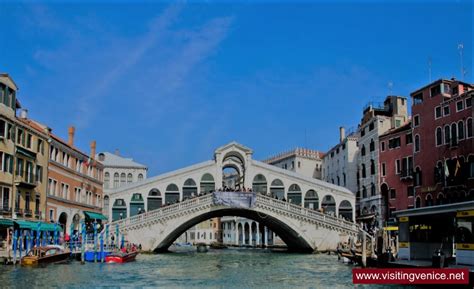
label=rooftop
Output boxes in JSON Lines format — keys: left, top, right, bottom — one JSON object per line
{"left": 263, "top": 148, "right": 324, "bottom": 164}
{"left": 97, "top": 151, "right": 148, "bottom": 169}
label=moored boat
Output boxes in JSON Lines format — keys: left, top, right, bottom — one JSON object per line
{"left": 21, "top": 245, "right": 70, "bottom": 265}
{"left": 105, "top": 251, "right": 138, "bottom": 263}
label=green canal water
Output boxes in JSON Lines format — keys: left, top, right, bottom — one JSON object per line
{"left": 0, "top": 249, "right": 409, "bottom": 288}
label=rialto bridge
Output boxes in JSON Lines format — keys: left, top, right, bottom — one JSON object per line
{"left": 104, "top": 142, "right": 359, "bottom": 252}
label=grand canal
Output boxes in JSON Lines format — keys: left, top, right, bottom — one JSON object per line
{"left": 0, "top": 249, "right": 410, "bottom": 288}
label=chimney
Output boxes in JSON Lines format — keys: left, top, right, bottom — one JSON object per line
{"left": 68, "top": 126, "right": 75, "bottom": 146}
{"left": 90, "top": 140, "right": 96, "bottom": 159}
{"left": 19, "top": 109, "right": 28, "bottom": 119}
{"left": 339, "top": 126, "right": 345, "bottom": 143}
{"left": 115, "top": 149, "right": 120, "bottom": 156}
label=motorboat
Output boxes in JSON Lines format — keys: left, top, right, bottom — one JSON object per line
{"left": 105, "top": 251, "right": 138, "bottom": 263}
{"left": 22, "top": 245, "right": 70, "bottom": 265}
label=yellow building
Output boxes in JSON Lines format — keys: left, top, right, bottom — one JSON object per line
{"left": 0, "top": 73, "right": 49, "bottom": 226}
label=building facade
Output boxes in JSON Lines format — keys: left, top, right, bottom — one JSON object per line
{"left": 410, "top": 79, "right": 473, "bottom": 207}
{"left": 47, "top": 126, "right": 105, "bottom": 234}
{"left": 323, "top": 127, "right": 359, "bottom": 194}
{"left": 263, "top": 148, "right": 324, "bottom": 180}
{"left": 356, "top": 96, "right": 408, "bottom": 227}
{"left": 379, "top": 122, "right": 414, "bottom": 222}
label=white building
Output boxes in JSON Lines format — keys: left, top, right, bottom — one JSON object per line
{"left": 323, "top": 127, "right": 359, "bottom": 195}
{"left": 263, "top": 148, "right": 324, "bottom": 180}
{"left": 356, "top": 96, "right": 408, "bottom": 227}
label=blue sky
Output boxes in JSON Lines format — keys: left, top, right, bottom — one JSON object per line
{"left": 0, "top": 1, "right": 472, "bottom": 175}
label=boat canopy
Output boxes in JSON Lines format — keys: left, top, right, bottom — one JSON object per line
{"left": 84, "top": 211, "right": 107, "bottom": 220}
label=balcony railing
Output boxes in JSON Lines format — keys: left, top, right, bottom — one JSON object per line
{"left": 35, "top": 210, "right": 41, "bottom": 219}
{"left": 1, "top": 205, "right": 11, "bottom": 214}
{"left": 15, "top": 207, "right": 23, "bottom": 215}
{"left": 400, "top": 169, "right": 413, "bottom": 180}
{"left": 14, "top": 170, "right": 38, "bottom": 188}
{"left": 24, "top": 209, "right": 32, "bottom": 217}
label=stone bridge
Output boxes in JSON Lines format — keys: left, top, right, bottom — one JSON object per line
{"left": 109, "top": 192, "right": 359, "bottom": 252}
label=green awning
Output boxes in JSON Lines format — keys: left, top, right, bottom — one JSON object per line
{"left": 0, "top": 218, "right": 14, "bottom": 227}
{"left": 84, "top": 211, "right": 107, "bottom": 220}
{"left": 14, "top": 220, "right": 61, "bottom": 232}
{"left": 16, "top": 147, "right": 36, "bottom": 159}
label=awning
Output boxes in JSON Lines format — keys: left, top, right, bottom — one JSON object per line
{"left": 84, "top": 211, "right": 107, "bottom": 220}
{"left": 16, "top": 147, "right": 36, "bottom": 160}
{"left": 0, "top": 218, "right": 14, "bottom": 227}
{"left": 14, "top": 220, "right": 62, "bottom": 232}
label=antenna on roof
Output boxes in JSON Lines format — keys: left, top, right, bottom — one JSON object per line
{"left": 458, "top": 43, "right": 465, "bottom": 80}
{"left": 428, "top": 57, "right": 432, "bottom": 82}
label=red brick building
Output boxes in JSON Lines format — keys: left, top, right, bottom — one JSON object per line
{"left": 410, "top": 79, "right": 473, "bottom": 207}
{"left": 379, "top": 121, "right": 414, "bottom": 222}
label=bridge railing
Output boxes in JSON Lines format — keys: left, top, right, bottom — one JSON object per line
{"left": 109, "top": 192, "right": 357, "bottom": 233}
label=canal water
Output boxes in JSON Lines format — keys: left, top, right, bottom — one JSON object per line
{"left": 0, "top": 249, "right": 409, "bottom": 288}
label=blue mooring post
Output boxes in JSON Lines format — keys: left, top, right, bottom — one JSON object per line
{"left": 105, "top": 224, "right": 109, "bottom": 252}
{"left": 12, "top": 230, "right": 18, "bottom": 265}
{"left": 93, "top": 221, "right": 97, "bottom": 263}
{"left": 121, "top": 234, "right": 124, "bottom": 249}
{"left": 36, "top": 223, "right": 40, "bottom": 247}
{"left": 70, "top": 223, "right": 74, "bottom": 256}
{"left": 18, "top": 230, "right": 23, "bottom": 264}
{"left": 100, "top": 233, "right": 104, "bottom": 262}
{"left": 53, "top": 223, "right": 58, "bottom": 245}
{"left": 25, "top": 230, "right": 30, "bottom": 254}
{"left": 81, "top": 222, "right": 85, "bottom": 264}
{"left": 115, "top": 224, "right": 119, "bottom": 251}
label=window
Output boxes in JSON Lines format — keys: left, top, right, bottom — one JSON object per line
{"left": 26, "top": 134, "right": 32, "bottom": 149}
{"left": 17, "top": 129, "right": 24, "bottom": 145}
{"left": 371, "top": 183, "right": 376, "bottom": 196}
{"left": 390, "top": 189, "right": 396, "bottom": 199}
{"left": 381, "top": 141, "right": 385, "bottom": 152}
{"left": 436, "top": 127, "right": 443, "bottom": 146}
{"left": 49, "top": 209, "right": 54, "bottom": 221}
{"left": 451, "top": 123, "right": 458, "bottom": 145}
{"left": 113, "top": 173, "right": 119, "bottom": 188}
{"left": 361, "top": 145, "right": 366, "bottom": 156}
{"left": 395, "top": 159, "right": 401, "bottom": 174}
{"left": 414, "top": 135, "right": 420, "bottom": 152}
{"left": 361, "top": 164, "right": 366, "bottom": 178}
{"left": 369, "top": 122, "right": 374, "bottom": 131}
{"left": 414, "top": 115, "right": 420, "bottom": 127}
{"left": 2, "top": 187, "right": 10, "bottom": 209}
{"left": 388, "top": 137, "right": 401, "bottom": 149}
{"left": 291, "top": 161, "right": 294, "bottom": 169}
{"left": 443, "top": 106, "right": 450, "bottom": 116}
{"left": 37, "top": 139, "right": 44, "bottom": 154}
{"left": 458, "top": 121, "right": 465, "bottom": 140}
{"left": 381, "top": 163, "right": 386, "bottom": 176}
{"left": 406, "top": 133, "right": 413, "bottom": 144}
{"left": 467, "top": 118, "right": 473, "bottom": 138}
{"left": 362, "top": 186, "right": 367, "bottom": 198}
{"left": 456, "top": 101, "right": 464, "bottom": 112}
{"left": 414, "top": 167, "right": 422, "bottom": 186}
{"left": 25, "top": 192, "right": 30, "bottom": 211}
{"left": 127, "top": 173, "right": 133, "bottom": 183}
{"left": 3, "top": 154, "right": 13, "bottom": 174}
{"left": 430, "top": 85, "right": 441, "bottom": 97}
{"left": 343, "top": 173, "right": 346, "bottom": 186}
{"left": 0, "top": 119, "right": 5, "bottom": 138}
{"left": 370, "top": 159, "right": 375, "bottom": 175}
{"left": 469, "top": 156, "right": 474, "bottom": 178}
{"left": 466, "top": 97, "right": 472, "bottom": 108}
{"left": 395, "top": 119, "right": 401, "bottom": 128}
{"left": 138, "top": 173, "right": 144, "bottom": 181}
{"left": 444, "top": 125, "right": 451, "bottom": 144}
{"left": 104, "top": 172, "right": 110, "bottom": 189}
{"left": 369, "top": 139, "right": 375, "bottom": 152}
{"left": 407, "top": 186, "right": 414, "bottom": 197}
{"left": 36, "top": 165, "right": 43, "bottom": 182}
{"left": 435, "top": 106, "right": 442, "bottom": 119}
{"left": 413, "top": 93, "right": 423, "bottom": 105}
{"left": 361, "top": 128, "right": 365, "bottom": 137}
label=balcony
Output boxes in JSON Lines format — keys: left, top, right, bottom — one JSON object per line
{"left": 0, "top": 205, "right": 11, "bottom": 215}
{"left": 24, "top": 209, "right": 32, "bottom": 217}
{"left": 14, "top": 171, "right": 37, "bottom": 189}
{"left": 34, "top": 210, "right": 41, "bottom": 219}
{"left": 15, "top": 207, "right": 23, "bottom": 216}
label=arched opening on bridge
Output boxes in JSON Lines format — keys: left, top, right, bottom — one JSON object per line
{"left": 252, "top": 174, "right": 267, "bottom": 194}
{"left": 304, "top": 190, "right": 319, "bottom": 210}
{"left": 251, "top": 222, "right": 257, "bottom": 246}
{"left": 270, "top": 179, "right": 285, "bottom": 200}
{"left": 58, "top": 212, "right": 68, "bottom": 234}
{"left": 321, "top": 195, "right": 336, "bottom": 216}
{"left": 200, "top": 173, "right": 215, "bottom": 194}
{"left": 148, "top": 189, "right": 162, "bottom": 211}
{"left": 288, "top": 184, "right": 302, "bottom": 206}
{"left": 238, "top": 223, "right": 243, "bottom": 245}
{"left": 222, "top": 166, "right": 240, "bottom": 190}
{"left": 112, "top": 198, "right": 127, "bottom": 221}
{"left": 130, "top": 193, "right": 145, "bottom": 217}
{"left": 244, "top": 222, "right": 250, "bottom": 245}
{"left": 165, "top": 184, "right": 180, "bottom": 204}
{"left": 182, "top": 178, "right": 197, "bottom": 200}
{"left": 339, "top": 200, "right": 353, "bottom": 221}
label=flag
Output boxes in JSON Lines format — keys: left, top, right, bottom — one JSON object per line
{"left": 444, "top": 160, "right": 450, "bottom": 178}
{"left": 454, "top": 159, "right": 461, "bottom": 176}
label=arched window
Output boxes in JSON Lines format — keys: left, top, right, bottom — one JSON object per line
{"left": 458, "top": 121, "right": 465, "bottom": 140}
{"left": 321, "top": 195, "right": 336, "bottom": 216}
{"left": 436, "top": 193, "right": 445, "bottom": 205}
{"left": 370, "top": 159, "right": 375, "bottom": 175}
{"left": 120, "top": 173, "right": 126, "bottom": 186}
{"left": 165, "top": 184, "right": 180, "bottom": 204}
{"left": 304, "top": 190, "right": 319, "bottom": 210}
{"left": 414, "top": 167, "right": 422, "bottom": 186}
{"left": 426, "top": 194, "right": 433, "bottom": 207}
{"left": 113, "top": 173, "right": 119, "bottom": 188}
{"left": 200, "top": 173, "right": 215, "bottom": 194}
{"left": 369, "top": 139, "right": 375, "bottom": 152}
{"left": 270, "top": 179, "right": 285, "bottom": 199}
{"left": 415, "top": 197, "right": 421, "bottom": 208}
{"left": 414, "top": 135, "right": 420, "bottom": 152}
{"left": 138, "top": 173, "right": 144, "bottom": 181}
{"left": 451, "top": 123, "right": 458, "bottom": 145}
{"left": 361, "top": 145, "right": 366, "bottom": 156}
{"left": 182, "top": 178, "right": 197, "bottom": 200}
{"left": 147, "top": 189, "right": 162, "bottom": 211}
{"left": 361, "top": 164, "right": 366, "bottom": 178}
{"left": 104, "top": 172, "right": 110, "bottom": 189}
{"left": 288, "top": 184, "right": 302, "bottom": 206}
{"left": 444, "top": 125, "right": 451, "bottom": 144}
{"left": 339, "top": 200, "right": 353, "bottom": 221}
{"left": 362, "top": 186, "right": 367, "bottom": 198}
{"left": 467, "top": 118, "right": 473, "bottom": 138}
{"left": 371, "top": 183, "right": 376, "bottom": 196}
{"left": 337, "top": 176, "right": 340, "bottom": 186}
{"left": 436, "top": 127, "right": 442, "bottom": 146}
{"left": 343, "top": 173, "right": 346, "bottom": 186}
{"left": 252, "top": 174, "right": 267, "bottom": 194}
{"left": 127, "top": 173, "right": 133, "bottom": 183}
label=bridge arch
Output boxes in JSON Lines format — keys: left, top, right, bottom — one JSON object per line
{"left": 165, "top": 184, "right": 180, "bottom": 204}
{"left": 147, "top": 189, "right": 162, "bottom": 211}
{"left": 304, "top": 189, "right": 319, "bottom": 210}
{"left": 288, "top": 184, "right": 302, "bottom": 205}
{"left": 252, "top": 174, "right": 267, "bottom": 194}
{"left": 270, "top": 179, "right": 285, "bottom": 200}
{"left": 182, "top": 178, "right": 197, "bottom": 200}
